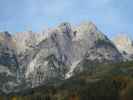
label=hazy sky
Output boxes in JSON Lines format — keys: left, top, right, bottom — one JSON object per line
{"left": 0, "top": 0, "right": 133, "bottom": 38}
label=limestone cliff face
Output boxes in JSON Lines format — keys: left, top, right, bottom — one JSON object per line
{"left": 23, "top": 22, "right": 123, "bottom": 85}
{"left": 0, "top": 32, "right": 20, "bottom": 94}
{"left": 0, "top": 22, "right": 124, "bottom": 94}
{"left": 113, "top": 34, "right": 133, "bottom": 60}
{"left": 14, "top": 31, "right": 37, "bottom": 54}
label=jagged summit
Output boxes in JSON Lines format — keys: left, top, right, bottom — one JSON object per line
{"left": 113, "top": 33, "right": 133, "bottom": 60}
{"left": 113, "top": 33, "right": 133, "bottom": 54}
{"left": 14, "top": 31, "right": 37, "bottom": 53}
{"left": 0, "top": 31, "right": 12, "bottom": 38}
{"left": 79, "top": 21, "right": 98, "bottom": 32}
{"left": 0, "top": 31, "right": 16, "bottom": 50}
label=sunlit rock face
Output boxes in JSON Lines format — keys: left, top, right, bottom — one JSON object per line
{"left": 14, "top": 31, "right": 48, "bottom": 54}
{"left": 113, "top": 34, "right": 133, "bottom": 60}
{"left": 25, "top": 23, "right": 74, "bottom": 86}
{"left": 0, "top": 22, "right": 124, "bottom": 94}
{"left": 72, "top": 22, "right": 122, "bottom": 63}
{"left": 0, "top": 31, "right": 16, "bottom": 50}
{"left": 14, "top": 31, "right": 37, "bottom": 54}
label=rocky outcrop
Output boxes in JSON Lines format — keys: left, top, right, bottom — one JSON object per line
{"left": 113, "top": 34, "right": 133, "bottom": 61}
{"left": 24, "top": 22, "right": 123, "bottom": 85}
{"left": 0, "top": 32, "right": 20, "bottom": 94}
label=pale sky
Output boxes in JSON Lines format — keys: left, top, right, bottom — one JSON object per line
{"left": 0, "top": 0, "right": 133, "bottom": 38}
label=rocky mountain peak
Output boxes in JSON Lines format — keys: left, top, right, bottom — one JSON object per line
{"left": 14, "top": 31, "right": 37, "bottom": 53}
{"left": 0, "top": 31, "right": 11, "bottom": 38}
{"left": 58, "top": 22, "right": 71, "bottom": 31}
{"left": 113, "top": 33, "right": 133, "bottom": 61}
{"left": 56, "top": 22, "right": 73, "bottom": 39}
{"left": 0, "top": 31, "right": 16, "bottom": 50}
{"left": 113, "top": 33, "right": 133, "bottom": 55}
{"left": 79, "top": 21, "right": 98, "bottom": 32}
{"left": 0, "top": 22, "right": 125, "bottom": 94}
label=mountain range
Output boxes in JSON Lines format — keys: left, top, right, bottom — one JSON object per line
{"left": 0, "top": 22, "right": 133, "bottom": 95}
